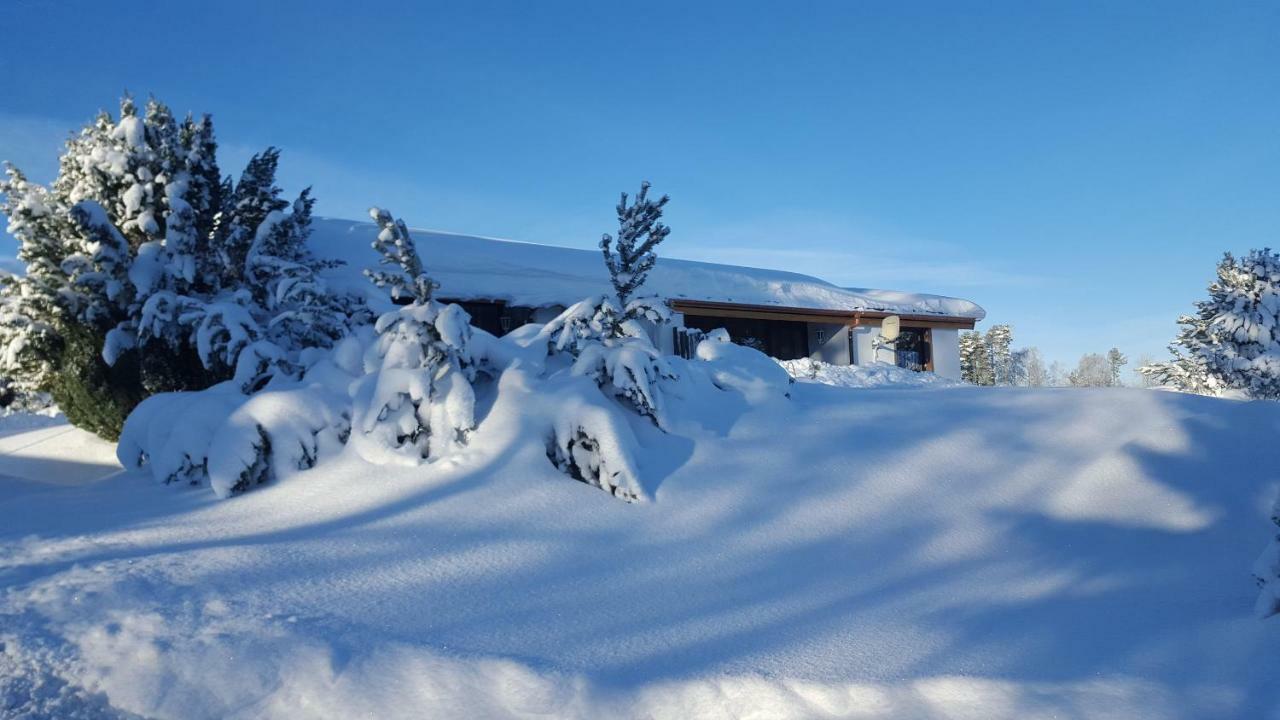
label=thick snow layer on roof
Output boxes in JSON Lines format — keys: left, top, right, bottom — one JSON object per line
{"left": 309, "top": 218, "right": 986, "bottom": 320}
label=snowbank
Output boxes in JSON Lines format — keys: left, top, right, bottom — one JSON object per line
{"left": 2, "top": 386, "right": 1278, "bottom": 718}
{"left": 781, "top": 357, "right": 963, "bottom": 388}
{"left": 307, "top": 218, "right": 986, "bottom": 320}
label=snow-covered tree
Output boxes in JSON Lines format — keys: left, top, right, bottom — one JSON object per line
{"left": 1106, "top": 348, "right": 1127, "bottom": 387}
{"left": 985, "top": 324, "right": 1013, "bottom": 385}
{"left": 598, "top": 181, "right": 672, "bottom": 337}
{"left": 1142, "top": 250, "right": 1280, "bottom": 398}
{"left": 1135, "top": 354, "right": 1160, "bottom": 388}
{"left": 1010, "top": 346, "right": 1047, "bottom": 387}
{"left": 1068, "top": 353, "right": 1111, "bottom": 387}
{"left": 350, "top": 208, "right": 479, "bottom": 464}
{"left": 959, "top": 330, "right": 992, "bottom": 385}
{"left": 0, "top": 94, "right": 367, "bottom": 437}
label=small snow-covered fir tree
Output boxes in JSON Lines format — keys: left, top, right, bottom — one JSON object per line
{"left": 1142, "top": 250, "right": 1280, "bottom": 398}
{"left": 350, "top": 208, "right": 479, "bottom": 464}
{"left": 535, "top": 182, "right": 679, "bottom": 427}
{"left": 598, "top": 181, "right": 672, "bottom": 337}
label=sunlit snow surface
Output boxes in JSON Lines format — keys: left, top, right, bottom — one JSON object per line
{"left": 2, "top": 385, "right": 1279, "bottom": 719}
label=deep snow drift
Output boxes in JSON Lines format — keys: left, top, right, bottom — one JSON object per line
{"left": 2, "top": 384, "right": 1279, "bottom": 719}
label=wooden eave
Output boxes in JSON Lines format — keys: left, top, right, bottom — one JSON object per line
{"left": 668, "top": 298, "right": 978, "bottom": 330}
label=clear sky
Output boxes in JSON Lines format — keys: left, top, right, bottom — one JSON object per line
{"left": 1, "top": 0, "right": 1277, "bottom": 372}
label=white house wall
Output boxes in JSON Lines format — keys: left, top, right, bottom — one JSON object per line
{"left": 807, "top": 323, "right": 851, "bottom": 365}
{"left": 929, "top": 328, "right": 961, "bottom": 379}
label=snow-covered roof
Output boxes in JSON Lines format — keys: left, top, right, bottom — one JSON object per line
{"left": 309, "top": 218, "right": 986, "bottom": 321}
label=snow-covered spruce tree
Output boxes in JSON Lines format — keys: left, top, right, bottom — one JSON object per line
{"left": 600, "top": 181, "right": 670, "bottom": 322}
{"left": 1141, "top": 250, "right": 1280, "bottom": 398}
{"left": 985, "top": 324, "right": 1013, "bottom": 385}
{"left": 539, "top": 182, "right": 676, "bottom": 426}
{"left": 959, "top": 330, "right": 992, "bottom": 385}
{"left": 350, "top": 208, "right": 480, "bottom": 464}
{"left": 0, "top": 94, "right": 366, "bottom": 438}
{"left": 532, "top": 182, "right": 680, "bottom": 498}
{"left": 1067, "top": 353, "right": 1111, "bottom": 387}
{"left": 1106, "top": 348, "right": 1127, "bottom": 387}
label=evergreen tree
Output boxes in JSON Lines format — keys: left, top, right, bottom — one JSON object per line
{"left": 959, "top": 330, "right": 989, "bottom": 385}
{"left": 1068, "top": 353, "right": 1111, "bottom": 387}
{"left": 1021, "top": 347, "right": 1048, "bottom": 387}
{"left": 1142, "top": 250, "right": 1280, "bottom": 398}
{"left": 352, "top": 208, "right": 478, "bottom": 463}
{"left": 599, "top": 181, "right": 671, "bottom": 337}
{"left": 0, "top": 94, "right": 367, "bottom": 437}
{"left": 1106, "top": 348, "right": 1127, "bottom": 387}
{"left": 985, "top": 324, "right": 1013, "bottom": 385}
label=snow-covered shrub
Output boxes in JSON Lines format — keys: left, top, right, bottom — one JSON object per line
{"left": 694, "top": 332, "right": 791, "bottom": 404}
{"left": 545, "top": 380, "right": 645, "bottom": 502}
{"left": 349, "top": 208, "right": 481, "bottom": 465}
{"left": 0, "top": 95, "right": 368, "bottom": 438}
{"left": 537, "top": 295, "right": 674, "bottom": 427}
{"left": 1143, "top": 249, "right": 1280, "bottom": 398}
{"left": 118, "top": 336, "right": 361, "bottom": 497}
{"left": 1255, "top": 492, "right": 1280, "bottom": 618}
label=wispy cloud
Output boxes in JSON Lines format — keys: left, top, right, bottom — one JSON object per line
{"left": 671, "top": 214, "right": 1048, "bottom": 294}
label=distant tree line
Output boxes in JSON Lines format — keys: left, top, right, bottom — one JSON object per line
{"left": 960, "top": 325, "right": 1129, "bottom": 388}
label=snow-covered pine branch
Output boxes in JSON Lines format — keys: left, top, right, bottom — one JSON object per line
{"left": 364, "top": 207, "right": 438, "bottom": 304}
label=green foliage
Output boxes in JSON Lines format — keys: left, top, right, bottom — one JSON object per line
{"left": 45, "top": 323, "right": 144, "bottom": 441}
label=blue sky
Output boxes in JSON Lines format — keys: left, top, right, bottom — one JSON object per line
{"left": 2, "top": 0, "right": 1277, "bottom": 371}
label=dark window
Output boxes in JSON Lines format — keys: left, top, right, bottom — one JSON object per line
{"left": 682, "top": 315, "right": 810, "bottom": 360}
{"left": 894, "top": 328, "right": 931, "bottom": 371}
{"left": 438, "top": 299, "right": 532, "bottom": 337}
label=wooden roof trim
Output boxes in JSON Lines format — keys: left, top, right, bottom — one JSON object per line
{"left": 668, "top": 299, "right": 978, "bottom": 329}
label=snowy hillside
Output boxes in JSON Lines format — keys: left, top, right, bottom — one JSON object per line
{"left": 2, "top": 384, "right": 1278, "bottom": 719}
{"left": 307, "top": 218, "right": 987, "bottom": 319}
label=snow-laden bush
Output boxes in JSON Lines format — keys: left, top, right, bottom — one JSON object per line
{"left": 537, "top": 295, "right": 673, "bottom": 427}
{"left": 118, "top": 335, "right": 362, "bottom": 497}
{"left": 349, "top": 208, "right": 483, "bottom": 465}
{"left": 350, "top": 302, "right": 480, "bottom": 465}
{"left": 544, "top": 376, "right": 646, "bottom": 502}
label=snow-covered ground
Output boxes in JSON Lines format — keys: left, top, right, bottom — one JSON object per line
{"left": 2, "top": 383, "right": 1279, "bottom": 719}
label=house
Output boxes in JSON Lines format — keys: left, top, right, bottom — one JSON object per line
{"left": 311, "top": 219, "right": 985, "bottom": 379}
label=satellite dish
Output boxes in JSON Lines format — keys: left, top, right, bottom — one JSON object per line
{"left": 881, "top": 315, "right": 901, "bottom": 342}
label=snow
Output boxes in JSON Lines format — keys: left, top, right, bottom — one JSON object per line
{"left": 307, "top": 218, "right": 986, "bottom": 320}
{"left": 0, "top": 410, "right": 120, "bottom": 489}
{"left": 781, "top": 357, "right": 964, "bottom": 388}
{"left": 2, "top": 383, "right": 1278, "bottom": 718}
